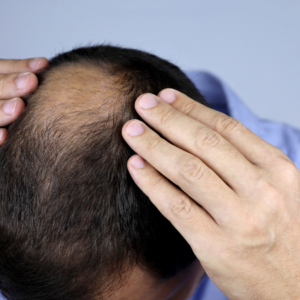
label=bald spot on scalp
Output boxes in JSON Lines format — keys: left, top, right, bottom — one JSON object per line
{"left": 26, "top": 63, "right": 127, "bottom": 137}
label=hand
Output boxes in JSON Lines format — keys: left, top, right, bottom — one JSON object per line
{"left": 0, "top": 57, "right": 48, "bottom": 145}
{"left": 122, "top": 89, "right": 300, "bottom": 300}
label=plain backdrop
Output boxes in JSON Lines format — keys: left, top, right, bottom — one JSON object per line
{"left": 1, "top": 0, "right": 299, "bottom": 128}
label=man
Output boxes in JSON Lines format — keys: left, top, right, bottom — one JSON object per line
{"left": 0, "top": 45, "right": 215, "bottom": 300}
{"left": 0, "top": 46, "right": 300, "bottom": 300}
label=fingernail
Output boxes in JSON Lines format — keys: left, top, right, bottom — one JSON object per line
{"left": 126, "top": 120, "right": 144, "bottom": 136}
{"left": 0, "top": 129, "right": 3, "bottom": 141}
{"left": 139, "top": 94, "right": 158, "bottom": 109}
{"left": 3, "top": 98, "right": 17, "bottom": 115}
{"left": 160, "top": 89, "right": 176, "bottom": 104}
{"left": 131, "top": 156, "right": 146, "bottom": 168}
{"left": 15, "top": 72, "right": 30, "bottom": 90}
{"left": 29, "top": 57, "right": 43, "bottom": 70}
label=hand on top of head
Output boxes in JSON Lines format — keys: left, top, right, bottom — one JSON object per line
{"left": 0, "top": 57, "right": 48, "bottom": 145}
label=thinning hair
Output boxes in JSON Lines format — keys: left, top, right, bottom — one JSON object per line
{"left": 0, "top": 45, "right": 208, "bottom": 300}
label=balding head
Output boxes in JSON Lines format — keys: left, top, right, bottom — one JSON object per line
{"left": 0, "top": 45, "right": 208, "bottom": 300}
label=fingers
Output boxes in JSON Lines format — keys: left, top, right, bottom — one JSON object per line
{"left": 0, "top": 128, "right": 8, "bottom": 146}
{"left": 127, "top": 154, "right": 220, "bottom": 251}
{"left": 134, "top": 93, "right": 260, "bottom": 194}
{"left": 122, "top": 119, "right": 238, "bottom": 225}
{"left": 0, "top": 98, "right": 25, "bottom": 126}
{"left": 0, "top": 57, "right": 48, "bottom": 74}
{"left": 158, "top": 89, "right": 284, "bottom": 167}
{"left": 0, "top": 72, "right": 38, "bottom": 100}
{"left": 0, "top": 57, "right": 47, "bottom": 146}
{"left": 0, "top": 58, "right": 47, "bottom": 102}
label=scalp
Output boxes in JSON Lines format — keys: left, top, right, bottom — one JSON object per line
{"left": 0, "top": 45, "right": 206, "bottom": 300}
{"left": 27, "top": 63, "right": 124, "bottom": 127}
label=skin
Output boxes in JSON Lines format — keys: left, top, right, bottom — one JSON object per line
{"left": 2, "top": 58, "right": 300, "bottom": 299}
{"left": 0, "top": 60, "right": 205, "bottom": 300}
{"left": 0, "top": 58, "right": 48, "bottom": 144}
{"left": 106, "top": 261, "right": 205, "bottom": 300}
{"left": 122, "top": 90, "right": 300, "bottom": 299}
{"left": 0, "top": 59, "right": 204, "bottom": 300}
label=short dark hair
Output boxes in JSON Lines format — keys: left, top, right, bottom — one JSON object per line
{"left": 0, "top": 45, "right": 208, "bottom": 300}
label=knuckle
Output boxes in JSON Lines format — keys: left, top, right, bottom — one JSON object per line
{"left": 0, "top": 74, "right": 7, "bottom": 93}
{"left": 272, "top": 147, "right": 286, "bottom": 158}
{"left": 214, "top": 116, "right": 242, "bottom": 136}
{"left": 240, "top": 212, "right": 276, "bottom": 251}
{"left": 11, "top": 59, "right": 22, "bottom": 71}
{"left": 278, "top": 160, "right": 298, "bottom": 181}
{"left": 196, "top": 128, "right": 222, "bottom": 150}
{"left": 159, "top": 109, "right": 177, "bottom": 126}
{"left": 170, "top": 195, "right": 192, "bottom": 219}
{"left": 180, "top": 158, "right": 205, "bottom": 183}
{"left": 257, "top": 178, "right": 280, "bottom": 200}
{"left": 241, "top": 222, "right": 269, "bottom": 248}
{"left": 148, "top": 174, "right": 165, "bottom": 191}
{"left": 176, "top": 102, "right": 197, "bottom": 116}
{"left": 260, "top": 148, "right": 289, "bottom": 167}
{"left": 145, "top": 137, "right": 161, "bottom": 153}
{"left": 255, "top": 178, "right": 285, "bottom": 214}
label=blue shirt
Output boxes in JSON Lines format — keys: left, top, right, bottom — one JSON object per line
{"left": 1, "top": 72, "right": 300, "bottom": 300}
{"left": 185, "top": 71, "right": 300, "bottom": 300}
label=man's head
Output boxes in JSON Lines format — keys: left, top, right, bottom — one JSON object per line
{"left": 0, "top": 45, "right": 208, "bottom": 300}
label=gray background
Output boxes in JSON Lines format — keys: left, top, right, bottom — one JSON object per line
{"left": 1, "top": 0, "right": 299, "bottom": 128}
